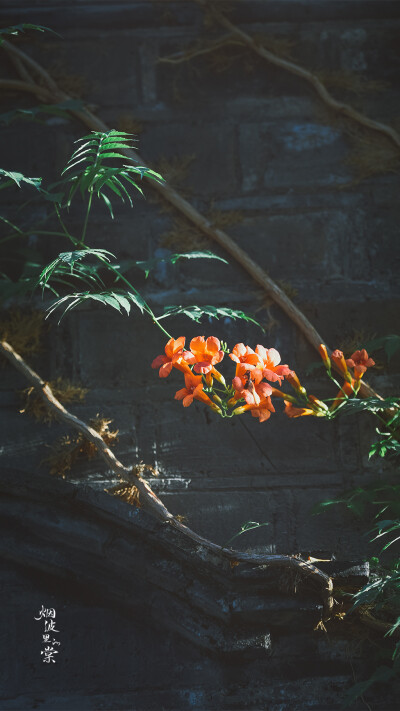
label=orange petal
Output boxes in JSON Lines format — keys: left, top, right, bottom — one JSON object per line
{"left": 151, "top": 354, "right": 168, "bottom": 369}
{"left": 164, "top": 338, "right": 176, "bottom": 359}
{"left": 172, "top": 336, "right": 185, "bottom": 354}
{"left": 159, "top": 362, "right": 173, "bottom": 378}
{"left": 205, "top": 336, "right": 221, "bottom": 353}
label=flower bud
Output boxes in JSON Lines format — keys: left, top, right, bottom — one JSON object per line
{"left": 318, "top": 344, "right": 331, "bottom": 371}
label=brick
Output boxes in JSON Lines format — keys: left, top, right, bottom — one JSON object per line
{"left": 239, "top": 120, "right": 351, "bottom": 192}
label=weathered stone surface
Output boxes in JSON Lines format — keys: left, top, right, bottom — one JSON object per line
{"left": 239, "top": 120, "right": 351, "bottom": 192}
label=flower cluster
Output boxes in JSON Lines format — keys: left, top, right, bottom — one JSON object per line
{"left": 279, "top": 345, "right": 376, "bottom": 418}
{"left": 151, "top": 338, "right": 376, "bottom": 423}
{"left": 152, "top": 337, "right": 290, "bottom": 422}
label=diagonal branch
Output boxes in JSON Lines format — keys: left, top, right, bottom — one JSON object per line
{"left": 0, "top": 338, "right": 334, "bottom": 617}
{"left": 0, "top": 78, "right": 51, "bottom": 102}
{"left": 0, "top": 40, "right": 379, "bottom": 402}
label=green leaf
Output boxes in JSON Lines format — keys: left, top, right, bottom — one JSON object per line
{"left": 365, "top": 334, "right": 400, "bottom": 362}
{"left": 46, "top": 289, "right": 149, "bottom": 323}
{"left": 0, "top": 100, "right": 84, "bottom": 126}
{"left": 37, "top": 249, "right": 114, "bottom": 293}
{"left": 128, "top": 251, "right": 228, "bottom": 278}
{"left": 158, "top": 304, "right": 264, "bottom": 331}
{"left": 0, "top": 23, "right": 57, "bottom": 45}
{"left": 0, "top": 169, "right": 42, "bottom": 191}
{"left": 225, "top": 520, "right": 270, "bottom": 547}
{"left": 59, "top": 130, "right": 164, "bottom": 212}
{"left": 0, "top": 168, "right": 62, "bottom": 201}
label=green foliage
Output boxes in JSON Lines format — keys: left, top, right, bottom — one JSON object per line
{"left": 366, "top": 334, "right": 400, "bottom": 362}
{"left": 60, "top": 130, "right": 163, "bottom": 216}
{"left": 0, "top": 100, "right": 84, "bottom": 126}
{"left": 224, "top": 520, "right": 270, "bottom": 547}
{"left": 337, "top": 396, "right": 400, "bottom": 417}
{"left": 0, "top": 23, "right": 55, "bottom": 44}
{"left": 37, "top": 249, "right": 113, "bottom": 294}
{"left": 46, "top": 290, "right": 149, "bottom": 323}
{"left": 0, "top": 168, "right": 62, "bottom": 201}
{"left": 126, "top": 250, "right": 228, "bottom": 278}
{"left": 159, "top": 304, "right": 264, "bottom": 330}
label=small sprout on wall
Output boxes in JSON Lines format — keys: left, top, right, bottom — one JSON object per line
{"left": 19, "top": 377, "right": 88, "bottom": 424}
{"left": 160, "top": 216, "right": 210, "bottom": 252}
{"left": 43, "top": 415, "right": 118, "bottom": 478}
{"left": 153, "top": 154, "right": 196, "bottom": 190}
{"left": 207, "top": 208, "right": 244, "bottom": 229}
{"left": 344, "top": 129, "right": 400, "bottom": 184}
{"left": 111, "top": 483, "right": 141, "bottom": 507}
{"left": 117, "top": 113, "right": 144, "bottom": 135}
{"left": 276, "top": 280, "right": 298, "bottom": 302}
{"left": 0, "top": 309, "right": 44, "bottom": 362}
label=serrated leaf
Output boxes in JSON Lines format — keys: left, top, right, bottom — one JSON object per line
{"left": 131, "top": 251, "right": 227, "bottom": 278}
{"left": 46, "top": 288, "right": 149, "bottom": 322}
{"left": 58, "top": 130, "right": 160, "bottom": 212}
{"left": 37, "top": 249, "right": 114, "bottom": 293}
{"left": 158, "top": 304, "right": 264, "bottom": 331}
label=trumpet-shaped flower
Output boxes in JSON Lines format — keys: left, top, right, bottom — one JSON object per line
{"left": 229, "top": 343, "right": 259, "bottom": 373}
{"left": 346, "top": 349, "right": 375, "bottom": 378}
{"left": 233, "top": 376, "right": 272, "bottom": 403}
{"left": 174, "top": 372, "right": 216, "bottom": 409}
{"left": 286, "top": 370, "right": 306, "bottom": 395}
{"left": 151, "top": 337, "right": 192, "bottom": 378}
{"left": 188, "top": 336, "right": 224, "bottom": 374}
{"left": 331, "top": 349, "right": 351, "bottom": 381}
{"left": 233, "top": 392, "right": 275, "bottom": 422}
{"left": 284, "top": 402, "right": 315, "bottom": 418}
{"left": 253, "top": 345, "right": 290, "bottom": 384}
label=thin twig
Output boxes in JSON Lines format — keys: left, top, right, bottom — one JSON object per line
{"left": 0, "top": 40, "right": 380, "bottom": 401}
{"left": 158, "top": 34, "right": 243, "bottom": 64}
{"left": 0, "top": 339, "right": 333, "bottom": 616}
{"left": 199, "top": 1, "right": 400, "bottom": 151}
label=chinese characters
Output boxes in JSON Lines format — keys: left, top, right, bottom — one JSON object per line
{"left": 34, "top": 605, "right": 61, "bottom": 663}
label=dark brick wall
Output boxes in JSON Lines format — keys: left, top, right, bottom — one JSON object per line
{"left": 1, "top": 1, "right": 400, "bottom": 708}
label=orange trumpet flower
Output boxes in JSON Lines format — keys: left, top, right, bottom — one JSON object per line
{"left": 346, "top": 349, "right": 375, "bottom": 379}
{"left": 174, "top": 372, "right": 220, "bottom": 411}
{"left": 151, "top": 337, "right": 192, "bottom": 378}
{"left": 188, "top": 336, "right": 224, "bottom": 374}
{"left": 331, "top": 349, "right": 352, "bottom": 381}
